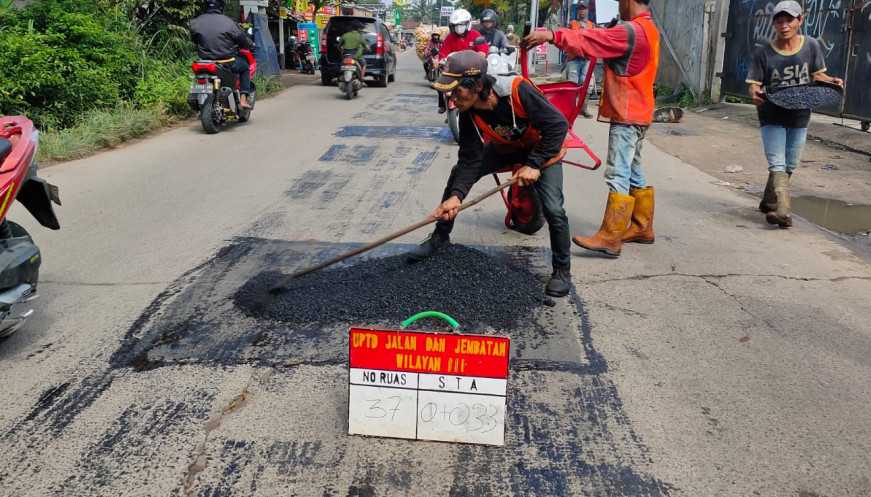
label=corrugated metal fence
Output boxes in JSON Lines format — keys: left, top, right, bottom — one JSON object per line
{"left": 720, "top": 0, "right": 871, "bottom": 122}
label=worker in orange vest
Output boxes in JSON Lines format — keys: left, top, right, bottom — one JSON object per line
{"left": 523, "top": 0, "right": 660, "bottom": 258}
{"left": 567, "top": 1, "right": 595, "bottom": 118}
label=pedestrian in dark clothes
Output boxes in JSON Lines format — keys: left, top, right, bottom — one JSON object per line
{"left": 746, "top": 0, "right": 843, "bottom": 228}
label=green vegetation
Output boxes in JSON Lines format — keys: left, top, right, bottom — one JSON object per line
{"left": 37, "top": 104, "right": 169, "bottom": 162}
{"left": 655, "top": 84, "right": 700, "bottom": 108}
{"left": 0, "top": 0, "right": 284, "bottom": 163}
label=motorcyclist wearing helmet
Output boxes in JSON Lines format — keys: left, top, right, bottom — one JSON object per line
{"left": 190, "top": 0, "right": 254, "bottom": 108}
{"left": 437, "top": 9, "right": 488, "bottom": 112}
{"left": 424, "top": 32, "right": 443, "bottom": 72}
{"left": 425, "top": 32, "right": 443, "bottom": 59}
{"left": 439, "top": 9, "right": 488, "bottom": 60}
{"left": 340, "top": 20, "right": 368, "bottom": 76}
{"left": 479, "top": 9, "right": 510, "bottom": 50}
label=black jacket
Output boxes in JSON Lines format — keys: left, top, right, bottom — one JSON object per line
{"left": 450, "top": 80, "right": 568, "bottom": 201}
{"left": 190, "top": 12, "right": 252, "bottom": 60}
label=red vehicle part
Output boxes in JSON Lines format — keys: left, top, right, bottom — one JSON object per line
{"left": 240, "top": 48, "right": 257, "bottom": 79}
{"left": 0, "top": 117, "right": 36, "bottom": 222}
{"left": 191, "top": 62, "right": 218, "bottom": 74}
{"left": 489, "top": 48, "right": 602, "bottom": 231}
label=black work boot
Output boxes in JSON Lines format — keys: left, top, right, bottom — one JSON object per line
{"left": 407, "top": 232, "right": 450, "bottom": 262}
{"left": 545, "top": 266, "right": 572, "bottom": 298}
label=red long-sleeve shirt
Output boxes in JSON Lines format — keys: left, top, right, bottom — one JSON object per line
{"left": 553, "top": 13, "right": 654, "bottom": 77}
{"left": 439, "top": 30, "right": 489, "bottom": 60}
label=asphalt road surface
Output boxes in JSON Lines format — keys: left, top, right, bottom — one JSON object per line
{"left": 1, "top": 52, "right": 869, "bottom": 497}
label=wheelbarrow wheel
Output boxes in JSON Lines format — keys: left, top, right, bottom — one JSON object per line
{"left": 506, "top": 183, "right": 545, "bottom": 235}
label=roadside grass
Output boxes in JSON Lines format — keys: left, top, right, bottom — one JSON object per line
{"left": 37, "top": 74, "right": 286, "bottom": 164}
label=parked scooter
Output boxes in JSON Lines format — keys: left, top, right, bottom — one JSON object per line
{"left": 0, "top": 116, "right": 61, "bottom": 339}
{"left": 297, "top": 43, "right": 316, "bottom": 74}
{"left": 338, "top": 49, "right": 364, "bottom": 100}
{"left": 188, "top": 48, "right": 257, "bottom": 134}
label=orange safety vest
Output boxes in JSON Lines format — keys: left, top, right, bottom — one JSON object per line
{"left": 599, "top": 14, "right": 660, "bottom": 126}
{"left": 471, "top": 77, "right": 543, "bottom": 151}
{"left": 569, "top": 19, "right": 594, "bottom": 30}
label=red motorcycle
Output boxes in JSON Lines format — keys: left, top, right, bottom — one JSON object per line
{"left": 0, "top": 116, "right": 61, "bottom": 338}
{"left": 188, "top": 48, "right": 257, "bottom": 134}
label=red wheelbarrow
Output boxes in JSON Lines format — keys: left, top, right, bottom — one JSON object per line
{"left": 491, "top": 47, "right": 601, "bottom": 234}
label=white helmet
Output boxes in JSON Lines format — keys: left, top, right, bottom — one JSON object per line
{"left": 449, "top": 8, "right": 472, "bottom": 36}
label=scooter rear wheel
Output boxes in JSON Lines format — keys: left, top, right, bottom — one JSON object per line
{"left": 200, "top": 96, "right": 220, "bottom": 134}
{"left": 447, "top": 108, "right": 460, "bottom": 144}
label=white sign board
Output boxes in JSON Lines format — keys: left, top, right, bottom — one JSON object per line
{"left": 440, "top": 6, "right": 454, "bottom": 17}
{"left": 347, "top": 328, "right": 510, "bottom": 446}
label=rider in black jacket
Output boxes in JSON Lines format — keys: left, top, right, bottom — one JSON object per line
{"left": 190, "top": 0, "right": 254, "bottom": 108}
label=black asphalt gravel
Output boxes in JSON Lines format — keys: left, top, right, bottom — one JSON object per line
{"left": 233, "top": 244, "right": 549, "bottom": 329}
{"left": 767, "top": 85, "right": 842, "bottom": 110}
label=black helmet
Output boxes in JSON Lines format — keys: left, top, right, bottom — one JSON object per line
{"left": 204, "top": 0, "right": 225, "bottom": 12}
{"left": 480, "top": 9, "right": 499, "bottom": 25}
{"left": 431, "top": 32, "right": 441, "bottom": 39}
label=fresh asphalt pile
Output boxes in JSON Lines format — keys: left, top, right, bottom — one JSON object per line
{"left": 767, "top": 84, "right": 842, "bottom": 110}
{"left": 233, "top": 244, "right": 550, "bottom": 330}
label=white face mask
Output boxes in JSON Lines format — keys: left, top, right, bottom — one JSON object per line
{"left": 454, "top": 24, "right": 467, "bottom": 35}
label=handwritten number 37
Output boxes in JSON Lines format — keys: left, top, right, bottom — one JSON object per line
{"left": 365, "top": 396, "right": 403, "bottom": 420}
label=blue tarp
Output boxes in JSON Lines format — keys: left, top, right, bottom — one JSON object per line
{"left": 251, "top": 13, "right": 280, "bottom": 76}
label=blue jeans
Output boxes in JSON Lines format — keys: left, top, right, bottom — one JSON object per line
{"left": 229, "top": 58, "right": 251, "bottom": 94}
{"left": 604, "top": 124, "right": 647, "bottom": 194}
{"left": 760, "top": 125, "right": 808, "bottom": 173}
{"left": 566, "top": 58, "right": 590, "bottom": 85}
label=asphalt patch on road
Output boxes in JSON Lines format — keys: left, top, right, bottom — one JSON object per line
{"left": 107, "top": 238, "right": 584, "bottom": 372}
{"left": 233, "top": 244, "right": 548, "bottom": 330}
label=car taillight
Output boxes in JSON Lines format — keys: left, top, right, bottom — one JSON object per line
{"left": 320, "top": 35, "right": 327, "bottom": 55}
{"left": 197, "top": 78, "right": 207, "bottom": 84}
{"left": 376, "top": 33, "right": 384, "bottom": 56}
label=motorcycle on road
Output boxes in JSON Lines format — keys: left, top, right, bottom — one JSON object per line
{"left": 188, "top": 49, "right": 257, "bottom": 134}
{"left": 0, "top": 116, "right": 61, "bottom": 339}
{"left": 338, "top": 49, "right": 364, "bottom": 100}
{"left": 297, "top": 43, "right": 316, "bottom": 74}
{"left": 423, "top": 48, "right": 439, "bottom": 82}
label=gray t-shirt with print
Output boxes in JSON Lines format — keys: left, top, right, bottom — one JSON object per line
{"left": 746, "top": 36, "right": 827, "bottom": 128}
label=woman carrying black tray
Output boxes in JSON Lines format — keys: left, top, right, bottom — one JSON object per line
{"left": 745, "top": 0, "right": 843, "bottom": 228}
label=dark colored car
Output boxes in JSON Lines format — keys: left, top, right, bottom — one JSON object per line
{"left": 319, "top": 16, "right": 397, "bottom": 87}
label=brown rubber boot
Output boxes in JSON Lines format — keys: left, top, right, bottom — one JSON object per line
{"left": 759, "top": 172, "right": 777, "bottom": 213}
{"left": 765, "top": 171, "right": 792, "bottom": 228}
{"left": 573, "top": 191, "right": 635, "bottom": 257}
{"left": 622, "top": 186, "right": 655, "bottom": 244}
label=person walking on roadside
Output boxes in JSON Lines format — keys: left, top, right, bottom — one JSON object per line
{"left": 746, "top": 0, "right": 843, "bottom": 228}
{"left": 523, "top": 0, "right": 660, "bottom": 258}
{"left": 190, "top": 0, "right": 254, "bottom": 108}
{"left": 408, "top": 51, "right": 574, "bottom": 298}
{"left": 567, "top": 2, "right": 595, "bottom": 118}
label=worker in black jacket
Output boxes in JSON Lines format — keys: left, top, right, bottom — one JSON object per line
{"left": 190, "top": 0, "right": 254, "bottom": 108}
{"left": 408, "top": 51, "right": 573, "bottom": 297}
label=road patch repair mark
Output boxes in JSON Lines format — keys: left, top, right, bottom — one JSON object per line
{"left": 48, "top": 237, "right": 666, "bottom": 495}
{"left": 56, "top": 395, "right": 213, "bottom": 496}
{"left": 318, "top": 144, "right": 378, "bottom": 164}
{"left": 409, "top": 149, "right": 439, "bottom": 174}
{"left": 335, "top": 125, "right": 454, "bottom": 142}
{"left": 285, "top": 170, "right": 335, "bottom": 200}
